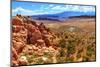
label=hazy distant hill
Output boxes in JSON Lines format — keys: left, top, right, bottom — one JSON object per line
{"left": 31, "top": 11, "right": 95, "bottom": 21}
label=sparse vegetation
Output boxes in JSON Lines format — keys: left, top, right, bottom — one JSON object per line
{"left": 12, "top": 15, "right": 96, "bottom": 66}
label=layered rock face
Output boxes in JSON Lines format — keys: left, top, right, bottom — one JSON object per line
{"left": 12, "top": 15, "right": 58, "bottom": 66}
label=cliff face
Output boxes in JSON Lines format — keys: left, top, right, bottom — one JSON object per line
{"left": 12, "top": 15, "right": 59, "bottom": 66}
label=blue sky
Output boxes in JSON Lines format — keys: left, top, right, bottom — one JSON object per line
{"left": 12, "top": 1, "right": 95, "bottom": 16}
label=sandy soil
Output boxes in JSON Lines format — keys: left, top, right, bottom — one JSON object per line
{"left": 35, "top": 17, "right": 96, "bottom": 33}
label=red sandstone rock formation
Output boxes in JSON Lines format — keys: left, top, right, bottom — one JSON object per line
{"left": 12, "top": 15, "right": 57, "bottom": 66}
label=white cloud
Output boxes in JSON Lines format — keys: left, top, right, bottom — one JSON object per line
{"left": 12, "top": 7, "right": 35, "bottom": 16}
{"left": 69, "top": 5, "right": 95, "bottom": 12}
{"left": 50, "top": 5, "right": 95, "bottom": 12}
{"left": 12, "top": 7, "right": 34, "bottom": 13}
{"left": 40, "top": 4, "right": 54, "bottom": 10}
{"left": 49, "top": 4, "right": 54, "bottom": 7}
{"left": 80, "top": 6, "right": 95, "bottom": 12}
{"left": 12, "top": 7, "right": 50, "bottom": 16}
{"left": 51, "top": 5, "right": 62, "bottom": 10}
{"left": 12, "top": 5, "right": 95, "bottom": 16}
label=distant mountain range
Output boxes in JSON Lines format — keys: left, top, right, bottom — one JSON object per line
{"left": 31, "top": 11, "right": 96, "bottom": 21}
